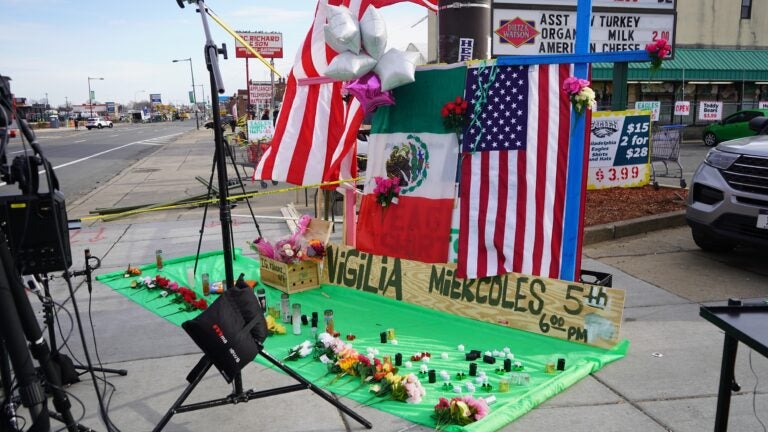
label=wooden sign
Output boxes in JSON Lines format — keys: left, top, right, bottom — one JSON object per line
{"left": 322, "top": 244, "right": 625, "bottom": 349}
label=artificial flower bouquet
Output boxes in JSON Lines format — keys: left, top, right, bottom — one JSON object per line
{"left": 646, "top": 38, "right": 671, "bottom": 70}
{"left": 441, "top": 96, "right": 469, "bottom": 133}
{"left": 562, "top": 76, "right": 596, "bottom": 114}
{"left": 249, "top": 215, "right": 330, "bottom": 265}
{"left": 129, "top": 275, "right": 208, "bottom": 315}
{"left": 433, "top": 396, "right": 490, "bottom": 428}
{"left": 373, "top": 176, "right": 401, "bottom": 208}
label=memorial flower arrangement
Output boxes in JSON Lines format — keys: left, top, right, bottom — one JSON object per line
{"left": 645, "top": 38, "right": 671, "bottom": 71}
{"left": 432, "top": 396, "right": 490, "bottom": 428}
{"left": 441, "top": 96, "right": 469, "bottom": 133}
{"left": 562, "top": 76, "right": 596, "bottom": 114}
{"left": 249, "top": 215, "right": 326, "bottom": 264}
{"left": 284, "top": 340, "right": 314, "bottom": 361}
{"left": 373, "top": 176, "right": 401, "bottom": 208}
{"left": 130, "top": 275, "right": 208, "bottom": 316}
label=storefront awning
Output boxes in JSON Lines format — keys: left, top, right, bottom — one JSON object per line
{"left": 593, "top": 48, "right": 768, "bottom": 82}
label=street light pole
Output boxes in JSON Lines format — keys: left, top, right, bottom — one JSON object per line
{"left": 172, "top": 58, "right": 200, "bottom": 130}
{"left": 87, "top": 76, "right": 104, "bottom": 118}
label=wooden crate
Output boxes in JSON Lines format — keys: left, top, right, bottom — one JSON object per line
{"left": 259, "top": 256, "right": 321, "bottom": 294}
{"left": 258, "top": 217, "right": 332, "bottom": 294}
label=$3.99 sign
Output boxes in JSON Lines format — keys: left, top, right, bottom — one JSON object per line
{"left": 588, "top": 111, "right": 652, "bottom": 190}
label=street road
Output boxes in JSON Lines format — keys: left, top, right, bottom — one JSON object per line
{"left": 0, "top": 122, "right": 196, "bottom": 202}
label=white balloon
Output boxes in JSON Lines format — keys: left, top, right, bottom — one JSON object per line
{"left": 374, "top": 49, "right": 420, "bottom": 91}
{"left": 360, "top": 6, "right": 387, "bottom": 60}
{"left": 325, "top": 52, "right": 377, "bottom": 81}
{"left": 324, "top": 4, "right": 361, "bottom": 54}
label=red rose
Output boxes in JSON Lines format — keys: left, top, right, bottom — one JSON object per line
{"left": 441, "top": 107, "right": 449, "bottom": 117}
{"left": 453, "top": 106, "right": 462, "bottom": 115}
{"left": 455, "top": 96, "right": 462, "bottom": 104}
{"left": 461, "top": 101, "right": 468, "bottom": 110}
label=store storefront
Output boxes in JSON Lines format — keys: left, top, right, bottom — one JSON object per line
{"left": 592, "top": 48, "right": 768, "bottom": 125}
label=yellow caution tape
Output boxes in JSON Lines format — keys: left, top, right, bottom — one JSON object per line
{"left": 80, "top": 177, "right": 363, "bottom": 222}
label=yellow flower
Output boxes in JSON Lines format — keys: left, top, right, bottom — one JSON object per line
{"left": 265, "top": 315, "right": 286, "bottom": 335}
{"left": 384, "top": 372, "right": 402, "bottom": 385}
{"left": 338, "top": 356, "right": 359, "bottom": 374}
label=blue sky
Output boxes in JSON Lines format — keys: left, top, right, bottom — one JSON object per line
{"left": 1, "top": 0, "right": 428, "bottom": 108}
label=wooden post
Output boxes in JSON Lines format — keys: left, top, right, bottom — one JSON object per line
{"left": 344, "top": 187, "right": 356, "bottom": 247}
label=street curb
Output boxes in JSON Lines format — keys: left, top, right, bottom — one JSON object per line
{"left": 583, "top": 210, "right": 686, "bottom": 245}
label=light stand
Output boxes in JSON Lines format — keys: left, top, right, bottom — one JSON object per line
{"left": 154, "top": 2, "right": 371, "bottom": 430}
{"left": 87, "top": 77, "right": 103, "bottom": 118}
{"left": 35, "top": 249, "right": 129, "bottom": 378}
{"left": 172, "top": 58, "right": 200, "bottom": 130}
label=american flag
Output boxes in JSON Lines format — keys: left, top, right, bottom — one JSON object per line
{"left": 457, "top": 63, "right": 582, "bottom": 280}
{"left": 253, "top": 0, "right": 437, "bottom": 186}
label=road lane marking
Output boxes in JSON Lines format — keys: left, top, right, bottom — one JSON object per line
{"left": 73, "top": 139, "right": 87, "bottom": 143}
{"left": 0, "top": 132, "right": 183, "bottom": 187}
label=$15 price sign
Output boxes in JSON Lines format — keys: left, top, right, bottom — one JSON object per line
{"left": 588, "top": 110, "right": 652, "bottom": 190}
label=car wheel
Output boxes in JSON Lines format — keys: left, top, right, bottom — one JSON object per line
{"left": 703, "top": 132, "right": 717, "bottom": 147}
{"left": 97, "top": 124, "right": 103, "bottom": 129}
{"left": 108, "top": 123, "right": 113, "bottom": 128}
{"left": 87, "top": 127, "right": 92, "bottom": 130}
{"left": 691, "top": 226, "right": 737, "bottom": 252}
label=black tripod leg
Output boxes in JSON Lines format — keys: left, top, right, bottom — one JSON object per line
{"left": 153, "top": 356, "right": 213, "bottom": 432}
{"left": 74, "top": 365, "right": 128, "bottom": 376}
{"left": 0, "top": 242, "right": 52, "bottom": 431}
{"left": 193, "top": 148, "right": 220, "bottom": 276}
{"left": 258, "top": 349, "right": 372, "bottom": 429}
{"left": 223, "top": 141, "right": 263, "bottom": 239}
{"left": 0, "top": 339, "right": 21, "bottom": 431}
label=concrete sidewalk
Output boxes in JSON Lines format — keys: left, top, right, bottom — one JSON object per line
{"left": 41, "top": 128, "right": 766, "bottom": 432}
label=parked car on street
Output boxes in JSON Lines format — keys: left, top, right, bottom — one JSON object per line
{"left": 687, "top": 116, "right": 768, "bottom": 251}
{"left": 702, "top": 108, "right": 768, "bottom": 146}
{"left": 86, "top": 117, "right": 113, "bottom": 130}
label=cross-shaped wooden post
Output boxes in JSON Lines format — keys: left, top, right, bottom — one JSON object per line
{"left": 496, "top": 0, "right": 652, "bottom": 281}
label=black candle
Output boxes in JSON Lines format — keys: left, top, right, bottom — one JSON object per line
{"left": 301, "top": 314, "right": 309, "bottom": 325}
{"left": 395, "top": 353, "right": 402, "bottom": 366}
{"left": 469, "top": 362, "right": 478, "bottom": 376}
{"left": 380, "top": 331, "right": 387, "bottom": 343}
{"left": 428, "top": 369, "right": 436, "bottom": 383}
{"left": 483, "top": 354, "right": 496, "bottom": 364}
{"left": 557, "top": 358, "right": 566, "bottom": 371}
{"left": 504, "top": 358, "right": 512, "bottom": 372}
{"left": 310, "top": 315, "right": 318, "bottom": 328}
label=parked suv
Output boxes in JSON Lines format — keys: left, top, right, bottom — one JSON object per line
{"left": 86, "top": 117, "right": 113, "bottom": 130}
{"left": 686, "top": 116, "right": 768, "bottom": 251}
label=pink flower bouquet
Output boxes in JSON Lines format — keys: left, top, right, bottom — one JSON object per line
{"left": 645, "top": 38, "right": 671, "bottom": 70}
{"left": 433, "top": 395, "right": 490, "bottom": 428}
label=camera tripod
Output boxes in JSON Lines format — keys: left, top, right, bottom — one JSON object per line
{"left": 192, "top": 138, "right": 263, "bottom": 276}
{"left": 0, "top": 229, "right": 88, "bottom": 432}
{"left": 153, "top": 1, "right": 372, "bottom": 430}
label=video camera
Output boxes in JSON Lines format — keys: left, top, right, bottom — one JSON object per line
{"left": 0, "top": 75, "right": 72, "bottom": 275}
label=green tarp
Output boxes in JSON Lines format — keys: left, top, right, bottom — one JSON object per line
{"left": 97, "top": 251, "right": 628, "bottom": 431}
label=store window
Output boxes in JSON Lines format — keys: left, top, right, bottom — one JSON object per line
{"left": 741, "top": 0, "right": 752, "bottom": 19}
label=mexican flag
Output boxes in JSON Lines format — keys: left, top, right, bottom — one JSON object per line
{"left": 356, "top": 64, "right": 467, "bottom": 264}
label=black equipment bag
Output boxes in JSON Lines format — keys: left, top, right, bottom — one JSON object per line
{"left": 182, "top": 276, "right": 268, "bottom": 383}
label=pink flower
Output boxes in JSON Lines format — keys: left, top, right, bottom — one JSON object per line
{"left": 656, "top": 38, "right": 668, "bottom": 48}
{"left": 645, "top": 43, "right": 657, "bottom": 53}
{"left": 562, "top": 76, "right": 582, "bottom": 94}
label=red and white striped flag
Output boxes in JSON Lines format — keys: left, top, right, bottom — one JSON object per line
{"left": 457, "top": 63, "right": 587, "bottom": 280}
{"left": 253, "top": 0, "right": 437, "bottom": 186}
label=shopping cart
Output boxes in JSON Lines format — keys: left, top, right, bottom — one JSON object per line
{"left": 650, "top": 124, "right": 686, "bottom": 189}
